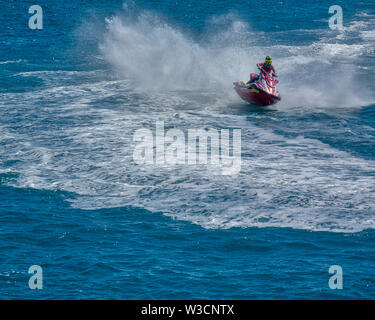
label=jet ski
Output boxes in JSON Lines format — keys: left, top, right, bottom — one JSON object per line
{"left": 233, "top": 67, "right": 281, "bottom": 106}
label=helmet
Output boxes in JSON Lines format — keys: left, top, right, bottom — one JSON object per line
{"left": 265, "top": 56, "right": 272, "bottom": 66}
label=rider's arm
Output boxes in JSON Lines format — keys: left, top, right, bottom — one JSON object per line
{"left": 256, "top": 62, "right": 263, "bottom": 68}
{"left": 272, "top": 65, "right": 276, "bottom": 74}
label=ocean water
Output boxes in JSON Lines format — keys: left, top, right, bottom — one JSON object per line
{"left": 1, "top": 0, "right": 375, "bottom": 299}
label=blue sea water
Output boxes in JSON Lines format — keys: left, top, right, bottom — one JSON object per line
{"left": 1, "top": 0, "right": 375, "bottom": 299}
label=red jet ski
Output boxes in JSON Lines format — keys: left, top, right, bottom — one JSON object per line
{"left": 234, "top": 67, "right": 281, "bottom": 106}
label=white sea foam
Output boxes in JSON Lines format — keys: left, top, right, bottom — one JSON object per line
{"left": 100, "top": 9, "right": 375, "bottom": 109}
{"left": 0, "top": 60, "right": 23, "bottom": 65}
{"left": 361, "top": 30, "right": 375, "bottom": 41}
{"left": 2, "top": 10, "right": 375, "bottom": 233}
{"left": 2, "top": 76, "right": 375, "bottom": 233}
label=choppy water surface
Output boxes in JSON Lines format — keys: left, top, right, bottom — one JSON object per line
{"left": 1, "top": 0, "right": 375, "bottom": 299}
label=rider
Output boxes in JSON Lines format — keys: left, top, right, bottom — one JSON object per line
{"left": 257, "top": 56, "right": 276, "bottom": 74}
{"left": 246, "top": 56, "right": 276, "bottom": 86}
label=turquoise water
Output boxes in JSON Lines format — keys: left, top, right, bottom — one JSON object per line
{"left": 1, "top": 0, "right": 375, "bottom": 299}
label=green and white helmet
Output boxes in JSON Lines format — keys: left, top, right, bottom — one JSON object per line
{"left": 265, "top": 56, "right": 272, "bottom": 66}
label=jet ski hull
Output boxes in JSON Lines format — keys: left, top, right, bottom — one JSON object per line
{"left": 234, "top": 83, "right": 281, "bottom": 106}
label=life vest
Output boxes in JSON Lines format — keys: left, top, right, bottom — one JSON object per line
{"left": 262, "top": 64, "right": 272, "bottom": 73}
